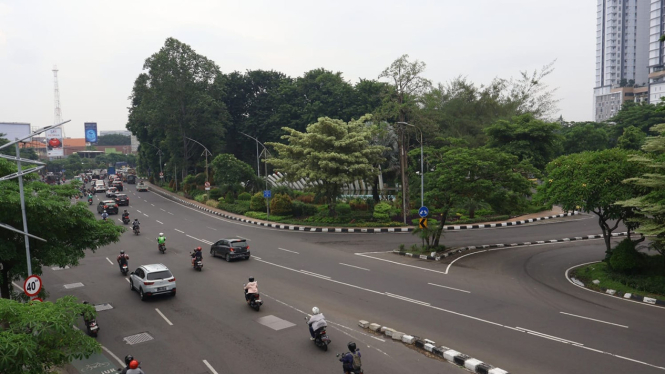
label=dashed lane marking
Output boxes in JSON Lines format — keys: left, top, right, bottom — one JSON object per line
{"left": 174, "top": 229, "right": 184, "bottom": 233}
{"left": 560, "top": 312, "right": 629, "bottom": 328}
{"left": 151, "top": 204, "right": 155, "bottom": 206}
{"left": 156, "top": 220, "right": 164, "bottom": 224}
{"left": 106, "top": 257, "right": 114, "bottom": 265}
{"left": 428, "top": 282, "right": 471, "bottom": 293}
{"left": 339, "top": 263, "right": 370, "bottom": 271}
{"left": 207, "top": 226, "right": 217, "bottom": 231}
{"left": 279, "top": 247, "right": 299, "bottom": 254}
{"left": 155, "top": 308, "right": 173, "bottom": 326}
{"left": 203, "top": 360, "right": 219, "bottom": 374}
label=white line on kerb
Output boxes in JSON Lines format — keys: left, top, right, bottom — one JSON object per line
{"left": 106, "top": 257, "right": 113, "bottom": 265}
{"left": 203, "top": 360, "right": 219, "bottom": 374}
{"left": 279, "top": 247, "right": 299, "bottom": 254}
{"left": 174, "top": 229, "right": 184, "bottom": 233}
{"left": 560, "top": 312, "right": 629, "bottom": 328}
{"left": 428, "top": 282, "right": 471, "bottom": 293}
{"left": 339, "top": 263, "right": 370, "bottom": 271}
{"left": 155, "top": 308, "right": 173, "bottom": 326}
{"left": 156, "top": 220, "right": 163, "bottom": 224}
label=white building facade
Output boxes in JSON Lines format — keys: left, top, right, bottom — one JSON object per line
{"left": 648, "top": 0, "right": 665, "bottom": 103}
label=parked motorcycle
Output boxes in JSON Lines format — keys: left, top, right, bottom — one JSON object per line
{"left": 85, "top": 318, "right": 100, "bottom": 337}
{"left": 243, "top": 284, "right": 262, "bottom": 311}
{"left": 305, "top": 317, "right": 331, "bottom": 351}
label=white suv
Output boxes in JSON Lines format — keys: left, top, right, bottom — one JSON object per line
{"left": 129, "top": 264, "right": 176, "bottom": 300}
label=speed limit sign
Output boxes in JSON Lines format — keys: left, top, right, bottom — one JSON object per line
{"left": 23, "top": 275, "right": 42, "bottom": 297}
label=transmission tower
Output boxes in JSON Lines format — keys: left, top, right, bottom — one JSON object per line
{"left": 52, "top": 65, "right": 63, "bottom": 126}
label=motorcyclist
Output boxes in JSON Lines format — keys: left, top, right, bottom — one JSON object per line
{"left": 157, "top": 233, "right": 166, "bottom": 249}
{"left": 122, "top": 210, "right": 130, "bottom": 220}
{"left": 132, "top": 219, "right": 140, "bottom": 231}
{"left": 101, "top": 210, "right": 108, "bottom": 221}
{"left": 119, "top": 355, "right": 134, "bottom": 374}
{"left": 126, "top": 360, "right": 144, "bottom": 374}
{"left": 339, "top": 342, "right": 362, "bottom": 374}
{"left": 191, "top": 246, "right": 203, "bottom": 266}
{"left": 244, "top": 277, "right": 258, "bottom": 302}
{"left": 117, "top": 250, "right": 129, "bottom": 270}
{"left": 307, "top": 307, "right": 327, "bottom": 340}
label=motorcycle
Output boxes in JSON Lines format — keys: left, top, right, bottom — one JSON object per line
{"left": 88, "top": 198, "right": 93, "bottom": 205}
{"left": 85, "top": 318, "right": 100, "bottom": 337}
{"left": 122, "top": 216, "right": 130, "bottom": 225}
{"left": 133, "top": 225, "right": 140, "bottom": 235}
{"left": 120, "top": 261, "right": 129, "bottom": 275}
{"left": 191, "top": 254, "right": 203, "bottom": 271}
{"left": 305, "top": 317, "right": 331, "bottom": 351}
{"left": 158, "top": 242, "right": 166, "bottom": 254}
{"left": 243, "top": 284, "right": 262, "bottom": 311}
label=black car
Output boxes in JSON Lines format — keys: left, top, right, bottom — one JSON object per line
{"left": 112, "top": 180, "right": 124, "bottom": 191}
{"left": 97, "top": 200, "right": 119, "bottom": 214}
{"left": 127, "top": 175, "right": 137, "bottom": 184}
{"left": 115, "top": 194, "right": 129, "bottom": 206}
{"left": 210, "top": 239, "right": 250, "bottom": 262}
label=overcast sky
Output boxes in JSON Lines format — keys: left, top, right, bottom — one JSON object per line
{"left": 0, "top": 0, "right": 596, "bottom": 139}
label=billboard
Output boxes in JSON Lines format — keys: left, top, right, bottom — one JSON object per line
{"left": 45, "top": 127, "right": 63, "bottom": 157}
{"left": 84, "top": 122, "right": 98, "bottom": 143}
{"left": 0, "top": 122, "right": 31, "bottom": 142}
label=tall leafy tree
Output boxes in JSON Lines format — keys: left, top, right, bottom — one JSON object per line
{"left": 0, "top": 159, "right": 124, "bottom": 299}
{"left": 559, "top": 122, "right": 609, "bottom": 155}
{"left": 267, "top": 115, "right": 386, "bottom": 215}
{"left": 126, "top": 37, "right": 230, "bottom": 179}
{"left": 484, "top": 114, "right": 562, "bottom": 170}
{"left": 0, "top": 296, "right": 100, "bottom": 374}
{"left": 210, "top": 153, "right": 260, "bottom": 191}
{"left": 609, "top": 101, "right": 665, "bottom": 141}
{"left": 537, "top": 149, "right": 645, "bottom": 258}
{"left": 617, "top": 126, "right": 646, "bottom": 150}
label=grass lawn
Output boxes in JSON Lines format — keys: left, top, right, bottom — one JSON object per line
{"left": 572, "top": 261, "right": 665, "bottom": 302}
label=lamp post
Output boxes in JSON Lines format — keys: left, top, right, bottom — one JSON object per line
{"left": 238, "top": 132, "right": 272, "bottom": 218}
{"left": 0, "top": 120, "right": 70, "bottom": 276}
{"left": 185, "top": 137, "right": 213, "bottom": 183}
{"left": 397, "top": 122, "right": 424, "bottom": 208}
{"left": 143, "top": 142, "right": 163, "bottom": 178}
{"left": 239, "top": 132, "right": 261, "bottom": 178}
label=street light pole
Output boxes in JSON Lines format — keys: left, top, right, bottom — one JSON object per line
{"left": 397, "top": 122, "right": 424, "bottom": 208}
{"left": 185, "top": 137, "right": 213, "bottom": 183}
{"left": 239, "top": 132, "right": 261, "bottom": 178}
{"left": 238, "top": 132, "right": 272, "bottom": 218}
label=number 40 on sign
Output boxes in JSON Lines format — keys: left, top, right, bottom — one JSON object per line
{"left": 23, "top": 275, "right": 42, "bottom": 298}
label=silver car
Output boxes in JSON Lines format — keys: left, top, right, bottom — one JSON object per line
{"left": 129, "top": 264, "right": 176, "bottom": 301}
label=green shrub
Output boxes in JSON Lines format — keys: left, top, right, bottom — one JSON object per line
{"left": 218, "top": 201, "right": 250, "bottom": 215}
{"left": 244, "top": 211, "right": 290, "bottom": 221}
{"left": 190, "top": 189, "right": 205, "bottom": 198}
{"left": 270, "top": 193, "right": 293, "bottom": 215}
{"left": 225, "top": 191, "right": 235, "bottom": 204}
{"left": 292, "top": 201, "right": 318, "bottom": 217}
{"left": 610, "top": 239, "right": 644, "bottom": 274}
{"left": 250, "top": 192, "right": 266, "bottom": 211}
{"left": 183, "top": 174, "right": 196, "bottom": 185}
{"left": 194, "top": 194, "right": 208, "bottom": 203}
{"left": 205, "top": 200, "right": 218, "bottom": 208}
{"left": 373, "top": 202, "right": 392, "bottom": 222}
{"left": 238, "top": 192, "right": 251, "bottom": 201}
{"left": 208, "top": 188, "right": 224, "bottom": 201}
{"left": 272, "top": 185, "right": 294, "bottom": 197}
{"left": 336, "top": 203, "right": 352, "bottom": 216}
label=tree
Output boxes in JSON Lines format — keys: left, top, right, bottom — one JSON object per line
{"left": 506, "top": 60, "right": 560, "bottom": 120}
{"left": 559, "top": 122, "right": 610, "bottom": 155}
{"left": 0, "top": 296, "right": 100, "bottom": 374}
{"left": 537, "top": 149, "right": 645, "bottom": 259}
{"left": 96, "top": 134, "right": 131, "bottom": 145}
{"left": 418, "top": 146, "right": 535, "bottom": 248}
{"left": 0, "top": 159, "right": 124, "bottom": 299}
{"left": 617, "top": 126, "right": 646, "bottom": 150}
{"left": 267, "top": 115, "right": 386, "bottom": 215}
{"left": 609, "top": 101, "right": 665, "bottom": 142}
{"left": 618, "top": 124, "right": 665, "bottom": 267}
{"left": 210, "top": 153, "right": 259, "bottom": 191}
{"left": 484, "top": 114, "right": 561, "bottom": 170}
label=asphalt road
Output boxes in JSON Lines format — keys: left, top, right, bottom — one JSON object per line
{"left": 38, "top": 185, "right": 663, "bottom": 374}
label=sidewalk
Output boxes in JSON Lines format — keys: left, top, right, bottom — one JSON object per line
{"left": 54, "top": 351, "right": 118, "bottom": 374}
{"left": 147, "top": 182, "right": 578, "bottom": 233}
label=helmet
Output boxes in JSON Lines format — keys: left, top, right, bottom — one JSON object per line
{"left": 197, "top": 247, "right": 202, "bottom": 251}
{"left": 348, "top": 342, "right": 357, "bottom": 352}
{"left": 82, "top": 301, "right": 89, "bottom": 305}
{"left": 103, "top": 210, "right": 107, "bottom": 213}
{"left": 134, "top": 218, "right": 138, "bottom": 221}
{"left": 129, "top": 360, "right": 139, "bottom": 369}
{"left": 124, "top": 355, "right": 134, "bottom": 365}
{"left": 159, "top": 233, "right": 164, "bottom": 236}
{"left": 124, "top": 210, "right": 128, "bottom": 213}
{"left": 249, "top": 277, "right": 254, "bottom": 282}
{"left": 120, "top": 250, "right": 125, "bottom": 254}
{"left": 312, "top": 307, "right": 319, "bottom": 314}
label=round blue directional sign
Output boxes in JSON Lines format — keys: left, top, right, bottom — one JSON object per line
{"left": 418, "top": 206, "right": 429, "bottom": 218}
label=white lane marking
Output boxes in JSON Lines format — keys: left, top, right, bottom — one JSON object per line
{"left": 207, "top": 226, "right": 217, "bottom": 231}
{"left": 106, "top": 257, "right": 114, "bottom": 265}
{"left": 160, "top": 208, "right": 166, "bottom": 212}
{"left": 117, "top": 218, "right": 122, "bottom": 222}
{"left": 151, "top": 204, "right": 155, "bottom": 206}
{"left": 101, "top": 345, "right": 125, "bottom": 366}
{"left": 428, "top": 282, "right": 471, "bottom": 294}
{"left": 136, "top": 210, "right": 142, "bottom": 213}
{"left": 300, "top": 270, "right": 330, "bottom": 279}
{"left": 446, "top": 251, "right": 486, "bottom": 274}
{"left": 186, "top": 234, "right": 214, "bottom": 245}
{"left": 355, "top": 253, "right": 448, "bottom": 275}
{"left": 174, "top": 229, "right": 184, "bottom": 233}
{"left": 168, "top": 212, "right": 174, "bottom": 215}
{"left": 125, "top": 278, "right": 130, "bottom": 283}
{"left": 155, "top": 308, "right": 173, "bottom": 326}
{"left": 560, "top": 312, "right": 629, "bottom": 328}
{"left": 144, "top": 200, "right": 147, "bottom": 202}
{"left": 156, "top": 220, "right": 164, "bottom": 224}
{"left": 252, "top": 256, "right": 262, "bottom": 260}
{"left": 203, "top": 359, "right": 219, "bottom": 374}
{"left": 143, "top": 214, "right": 149, "bottom": 217}
{"left": 385, "top": 292, "right": 430, "bottom": 306}
{"left": 339, "top": 263, "right": 370, "bottom": 271}
{"left": 254, "top": 257, "right": 664, "bottom": 371}
{"left": 279, "top": 247, "right": 299, "bottom": 254}
{"left": 236, "top": 235, "right": 249, "bottom": 240}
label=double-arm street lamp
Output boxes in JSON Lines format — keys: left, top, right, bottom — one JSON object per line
{"left": 185, "top": 137, "right": 213, "bottom": 183}
{"left": 397, "top": 122, "right": 424, "bottom": 209}
{"left": 238, "top": 132, "right": 272, "bottom": 218}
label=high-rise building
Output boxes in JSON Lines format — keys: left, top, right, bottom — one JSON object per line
{"left": 648, "top": 0, "right": 665, "bottom": 102}
{"left": 594, "top": 0, "right": 650, "bottom": 122}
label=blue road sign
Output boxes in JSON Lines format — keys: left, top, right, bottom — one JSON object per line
{"left": 418, "top": 206, "right": 429, "bottom": 218}
{"left": 264, "top": 190, "right": 272, "bottom": 198}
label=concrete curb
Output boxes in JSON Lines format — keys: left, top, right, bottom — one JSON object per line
{"left": 565, "top": 262, "right": 665, "bottom": 308}
{"left": 358, "top": 320, "right": 509, "bottom": 374}
{"left": 147, "top": 185, "right": 578, "bottom": 234}
{"left": 393, "top": 232, "right": 630, "bottom": 261}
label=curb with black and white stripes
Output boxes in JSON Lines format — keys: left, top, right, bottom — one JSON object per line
{"left": 566, "top": 262, "right": 665, "bottom": 308}
{"left": 148, "top": 185, "right": 578, "bottom": 234}
{"left": 358, "top": 320, "right": 509, "bottom": 374}
{"left": 393, "top": 232, "right": 630, "bottom": 261}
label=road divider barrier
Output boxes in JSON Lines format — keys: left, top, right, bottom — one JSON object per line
{"left": 147, "top": 184, "right": 578, "bottom": 234}
{"left": 358, "top": 320, "right": 510, "bottom": 374}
